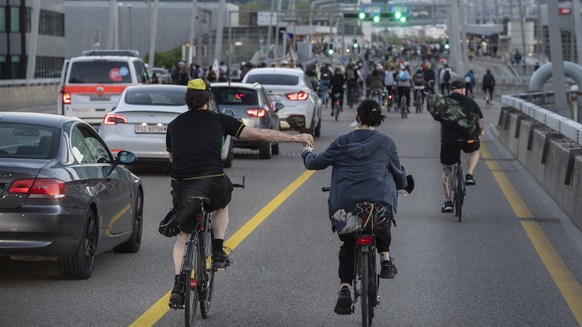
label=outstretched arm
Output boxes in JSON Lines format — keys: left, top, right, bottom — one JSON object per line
{"left": 239, "top": 126, "right": 314, "bottom": 147}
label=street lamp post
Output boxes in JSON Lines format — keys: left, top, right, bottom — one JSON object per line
{"left": 128, "top": 4, "right": 132, "bottom": 49}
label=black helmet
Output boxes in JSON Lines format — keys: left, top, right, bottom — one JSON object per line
{"left": 158, "top": 209, "right": 180, "bottom": 237}
{"left": 449, "top": 80, "right": 466, "bottom": 91}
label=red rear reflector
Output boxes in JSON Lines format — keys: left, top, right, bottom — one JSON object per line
{"left": 9, "top": 178, "right": 66, "bottom": 199}
{"left": 285, "top": 91, "right": 309, "bottom": 101}
{"left": 355, "top": 235, "right": 374, "bottom": 246}
{"left": 104, "top": 114, "right": 128, "bottom": 125}
{"left": 246, "top": 108, "right": 267, "bottom": 118}
{"left": 63, "top": 93, "right": 71, "bottom": 105}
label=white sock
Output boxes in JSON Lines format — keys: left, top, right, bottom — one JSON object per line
{"left": 380, "top": 252, "right": 390, "bottom": 262}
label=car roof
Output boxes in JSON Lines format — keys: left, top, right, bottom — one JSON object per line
{"left": 0, "top": 112, "right": 81, "bottom": 128}
{"left": 211, "top": 82, "right": 263, "bottom": 90}
{"left": 123, "top": 84, "right": 186, "bottom": 93}
{"left": 244, "top": 67, "right": 305, "bottom": 76}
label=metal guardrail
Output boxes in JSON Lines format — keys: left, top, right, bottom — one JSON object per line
{"left": 0, "top": 79, "right": 59, "bottom": 87}
{"left": 501, "top": 92, "right": 582, "bottom": 145}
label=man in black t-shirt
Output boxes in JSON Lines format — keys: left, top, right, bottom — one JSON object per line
{"left": 166, "top": 79, "right": 314, "bottom": 309}
{"left": 439, "top": 81, "right": 483, "bottom": 213}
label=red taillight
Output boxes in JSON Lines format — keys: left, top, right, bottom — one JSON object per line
{"left": 9, "top": 178, "right": 66, "bottom": 199}
{"left": 103, "top": 114, "right": 128, "bottom": 125}
{"left": 246, "top": 108, "right": 267, "bottom": 118}
{"left": 63, "top": 93, "right": 71, "bottom": 105}
{"left": 285, "top": 91, "right": 309, "bottom": 101}
{"left": 355, "top": 235, "right": 374, "bottom": 246}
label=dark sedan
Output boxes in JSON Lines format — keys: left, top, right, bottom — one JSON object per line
{"left": 0, "top": 112, "right": 143, "bottom": 279}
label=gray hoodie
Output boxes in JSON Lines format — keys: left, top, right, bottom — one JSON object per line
{"left": 302, "top": 129, "right": 407, "bottom": 215}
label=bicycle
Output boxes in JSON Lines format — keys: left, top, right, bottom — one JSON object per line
{"left": 484, "top": 94, "right": 492, "bottom": 109}
{"left": 398, "top": 95, "right": 408, "bottom": 119}
{"left": 319, "top": 81, "right": 330, "bottom": 107}
{"left": 331, "top": 92, "right": 342, "bottom": 121}
{"left": 450, "top": 141, "right": 467, "bottom": 222}
{"left": 322, "top": 188, "right": 381, "bottom": 327}
{"left": 174, "top": 178, "right": 245, "bottom": 326}
{"left": 413, "top": 86, "right": 425, "bottom": 113}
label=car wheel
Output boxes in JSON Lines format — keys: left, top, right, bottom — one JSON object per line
{"left": 58, "top": 209, "right": 97, "bottom": 280}
{"left": 259, "top": 142, "right": 272, "bottom": 159}
{"left": 113, "top": 190, "right": 143, "bottom": 253}
{"left": 314, "top": 117, "right": 321, "bottom": 138}
{"left": 271, "top": 143, "right": 279, "bottom": 155}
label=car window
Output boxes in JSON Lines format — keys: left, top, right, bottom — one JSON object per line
{"left": 70, "top": 125, "right": 111, "bottom": 164}
{"left": 213, "top": 87, "right": 259, "bottom": 106}
{"left": 125, "top": 88, "right": 186, "bottom": 106}
{"left": 134, "top": 60, "right": 150, "bottom": 83}
{"left": 0, "top": 123, "right": 58, "bottom": 159}
{"left": 68, "top": 61, "right": 132, "bottom": 84}
{"left": 244, "top": 74, "right": 299, "bottom": 86}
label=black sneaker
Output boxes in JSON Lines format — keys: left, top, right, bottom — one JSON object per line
{"left": 212, "top": 250, "right": 232, "bottom": 269}
{"left": 169, "top": 275, "right": 185, "bottom": 309}
{"left": 465, "top": 174, "right": 476, "bottom": 186}
{"left": 334, "top": 286, "right": 352, "bottom": 315}
{"left": 441, "top": 200, "right": 453, "bottom": 213}
{"left": 380, "top": 258, "right": 397, "bottom": 279}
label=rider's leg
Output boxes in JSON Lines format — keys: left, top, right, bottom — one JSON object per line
{"left": 466, "top": 149, "right": 480, "bottom": 176}
{"left": 212, "top": 206, "right": 229, "bottom": 240}
{"left": 173, "top": 232, "right": 189, "bottom": 274}
{"left": 442, "top": 164, "right": 453, "bottom": 201}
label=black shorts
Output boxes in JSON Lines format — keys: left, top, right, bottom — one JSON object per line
{"left": 440, "top": 139, "right": 480, "bottom": 165}
{"left": 171, "top": 175, "right": 233, "bottom": 233}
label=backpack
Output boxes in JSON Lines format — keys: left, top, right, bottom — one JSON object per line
{"left": 413, "top": 73, "right": 424, "bottom": 85}
{"left": 398, "top": 70, "right": 410, "bottom": 81}
{"left": 443, "top": 70, "right": 451, "bottom": 82}
{"left": 483, "top": 74, "right": 494, "bottom": 87}
{"left": 427, "top": 94, "right": 478, "bottom": 134}
{"left": 346, "top": 68, "right": 356, "bottom": 80}
{"left": 321, "top": 69, "right": 331, "bottom": 80}
{"left": 464, "top": 75, "right": 471, "bottom": 83}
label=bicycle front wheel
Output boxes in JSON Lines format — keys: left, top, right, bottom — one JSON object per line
{"left": 200, "top": 227, "right": 215, "bottom": 319}
{"left": 456, "top": 168, "right": 465, "bottom": 222}
{"left": 360, "top": 252, "right": 371, "bottom": 327}
{"left": 184, "top": 238, "right": 200, "bottom": 327}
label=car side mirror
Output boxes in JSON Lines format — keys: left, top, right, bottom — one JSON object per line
{"left": 117, "top": 150, "right": 137, "bottom": 165}
{"left": 223, "top": 109, "right": 235, "bottom": 117}
{"left": 274, "top": 102, "right": 284, "bottom": 112}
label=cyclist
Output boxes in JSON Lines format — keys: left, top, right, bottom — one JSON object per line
{"left": 367, "top": 69, "right": 385, "bottom": 112}
{"left": 166, "top": 79, "right": 314, "bottom": 308}
{"left": 345, "top": 63, "right": 358, "bottom": 108}
{"left": 319, "top": 63, "right": 332, "bottom": 106}
{"left": 482, "top": 69, "right": 495, "bottom": 102}
{"left": 437, "top": 81, "right": 484, "bottom": 212}
{"left": 384, "top": 65, "right": 396, "bottom": 110}
{"left": 412, "top": 68, "right": 426, "bottom": 107}
{"left": 396, "top": 65, "right": 412, "bottom": 112}
{"left": 330, "top": 66, "right": 345, "bottom": 115}
{"left": 423, "top": 63, "right": 436, "bottom": 95}
{"left": 301, "top": 100, "right": 411, "bottom": 314}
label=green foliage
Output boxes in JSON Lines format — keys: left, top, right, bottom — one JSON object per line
{"left": 144, "top": 47, "right": 183, "bottom": 69}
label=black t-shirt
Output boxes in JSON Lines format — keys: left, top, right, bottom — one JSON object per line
{"left": 166, "top": 109, "right": 244, "bottom": 179}
{"left": 441, "top": 93, "right": 483, "bottom": 144}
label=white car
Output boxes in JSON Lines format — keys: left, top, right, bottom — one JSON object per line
{"left": 242, "top": 67, "right": 322, "bottom": 137}
{"left": 99, "top": 84, "right": 234, "bottom": 168}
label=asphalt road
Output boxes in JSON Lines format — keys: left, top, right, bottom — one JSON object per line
{"left": 1, "top": 97, "right": 582, "bottom": 326}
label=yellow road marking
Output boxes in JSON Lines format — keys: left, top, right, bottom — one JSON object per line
{"left": 129, "top": 170, "right": 316, "bottom": 327}
{"left": 481, "top": 143, "right": 582, "bottom": 325}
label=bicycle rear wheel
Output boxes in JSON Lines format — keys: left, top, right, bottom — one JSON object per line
{"left": 456, "top": 167, "right": 465, "bottom": 222}
{"left": 184, "top": 237, "right": 200, "bottom": 327}
{"left": 360, "top": 252, "right": 371, "bottom": 327}
{"left": 200, "top": 227, "right": 215, "bottom": 318}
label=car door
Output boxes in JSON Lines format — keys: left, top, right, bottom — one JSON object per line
{"left": 261, "top": 88, "right": 280, "bottom": 130}
{"left": 69, "top": 124, "right": 134, "bottom": 236}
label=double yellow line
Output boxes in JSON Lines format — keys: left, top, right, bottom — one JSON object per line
{"left": 129, "top": 170, "right": 316, "bottom": 326}
{"left": 481, "top": 144, "right": 582, "bottom": 325}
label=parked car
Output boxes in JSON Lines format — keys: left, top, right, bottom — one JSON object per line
{"left": 152, "top": 67, "right": 172, "bottom": 84}
{"left": 0, "top": 112, "right": 142, "bottom": 279}
{"left": 241, "top": 67, "right": 322, "bottom": 137}
{"left": 99, "top": 84, "right": 234, "bottom": 167}
{"left": 211, "top": 82, "right": 282, "bottom": 159}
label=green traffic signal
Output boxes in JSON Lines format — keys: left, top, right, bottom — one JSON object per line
{"left": 373, "top": 15, "right": 380, "bottom": 23}
{"left": 358, "top": 12, "right": 366, "bottom": 20}
{"left": 394, "top": 11, "right": 402, "bottom": 19}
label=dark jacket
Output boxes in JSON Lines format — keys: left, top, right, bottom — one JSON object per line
{"left": 302, "top": 129, "right": 407, "bottom": 215}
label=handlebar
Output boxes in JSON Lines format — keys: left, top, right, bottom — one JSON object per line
{"left": 232, "top": 176, "right": 246, "bottom": 189}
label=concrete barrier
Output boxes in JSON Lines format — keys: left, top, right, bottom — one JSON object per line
{"left": 0, "top": 84, "right": 58, "bottom": 107}
{"left": 496, "top": 102, "right": 582, "bottom": 232}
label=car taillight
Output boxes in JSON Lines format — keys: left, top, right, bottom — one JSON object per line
{"left": 9, "top": 178, "right": 66, "bottom": 199}
{"left": 63, "top": 93, "right": 71, "bottom": 105}
{"left": 246, "top": 108, "right": 267, "bottom": 118}
{"left": 103, "top": 114, "right": 128, "bottom": 125}
{"left": 285, "top": 91, "right": 309, "bottom": 101}
{"left": 355, "top": 235, "right": 374, "bottom": 246}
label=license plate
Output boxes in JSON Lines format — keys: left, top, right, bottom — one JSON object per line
{"left": 135, "top": 124, "right": 167, "bottom": 134}
{"left": 90, "top": 95, "right": 111, "bottom": 101}
{"left": 270, "top": 95, "right": 282, "bottom": 101}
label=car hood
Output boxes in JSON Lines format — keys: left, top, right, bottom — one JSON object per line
{"left": 0, "top": 159, "right": 49, "bottom": 209}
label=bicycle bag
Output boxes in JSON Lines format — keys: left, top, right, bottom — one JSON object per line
{"left": 331, "top": 202, "right": 392, "bottom": 235}
{"left": 158, "top": 208, "right": 180, "bottom": 237}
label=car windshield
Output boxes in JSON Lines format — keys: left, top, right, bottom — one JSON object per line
{"left": 212, "top": 87, "right": 259, "bottom": 106}
{"left": 125, "top": 88, "right": 186, "bottom": 106}
{"left": 244, "top": 74, "right": 299, "bottom": 86}
{"left": 68, "top": 61, "right": 132, "bottom": 84}
{"left": 0, "top": 123, "right": 58, "bottom": 159}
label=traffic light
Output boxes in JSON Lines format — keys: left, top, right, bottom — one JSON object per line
{"left": 444, "top": 39, "right": 450, "bottom": 50}
{"left": 327, "top": 44, "right": 334, "bottom": 56}
{"left": 393, "top": 11, "right": 407, "bottom": 23}
{"left": 372, "top": 14, "right": 380, "bottom": 23}
{"left": 352, "top": 38, "right": 359, "bottom": 49}
{"left": 358, "top": 12, "right": 367, "bottom": 20}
